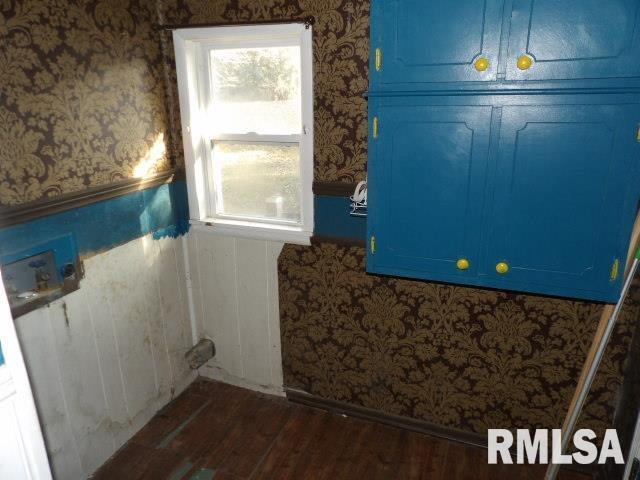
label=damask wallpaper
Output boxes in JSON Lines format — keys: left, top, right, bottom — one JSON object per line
{"left": 158, "top": 0, "right": 370, "bottom": 183}
{"left": 5, "top": 0, "right": 638, "bottom": 440}
{"left": 279, "top": 243, "right": 640, "bottom": 437}
{"left": 2, "top": 0, "right": 368, "bottom": 205}
{"left": 1, "top": 0, "right": 172, "bottom": 206}
{"left": 159, "top": 0, "right": 640, "bottom": 440}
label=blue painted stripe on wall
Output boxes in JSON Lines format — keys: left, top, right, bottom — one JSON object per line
{"left": 0, "top": 181, "right": 190, "bottom": 270}
{"left": 314, "top": 195, "right": 366, "bottom": 240}
{"left": 0, "top": 187, "right": 359, "bottom": 293}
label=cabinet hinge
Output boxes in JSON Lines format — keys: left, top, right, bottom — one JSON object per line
{"left": 370, "top": 236, "right": 376, "bottom": 254}
{"left": 373, "top": 117, "right": 379, "bottom": 139}
{"left": 375, "top": 48, "right": 382, "bottom": 71}
{"left": 610, "top": 258, "right": 620, "bottom": 281}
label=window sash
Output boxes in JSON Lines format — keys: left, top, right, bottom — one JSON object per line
{"left": 208, "top": 136, "right": 305, "bottom": 227}
{"left": 201, "top": 35, "right": 308, "bottom": 228}
{"left": 202, "top": 42, "right": 304, "bottom": 137}
{"left": 173, "top": 22, "right": 314, "bottom": 243}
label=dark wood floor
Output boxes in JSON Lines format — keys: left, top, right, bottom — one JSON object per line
{"left": 93, "top": 379, "right": 589, "bottom": 480}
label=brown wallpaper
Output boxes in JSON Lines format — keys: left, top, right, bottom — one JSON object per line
{"left": 2, "top": 0, "right": 369, "bottom": 206}
{"left": 5, "top": 0, "right": 637, "bottom": 440}
{"left": 1, "top": 0, "right": 172, "bottom": 206}
{"left": 158, "top": 0, "right": 640, "bottom": 438}
{"left": 158, "top": 0, "right": 370, "bottom": 183}
{"left": 279, "top": 243, "right": 640, "bottom": 436}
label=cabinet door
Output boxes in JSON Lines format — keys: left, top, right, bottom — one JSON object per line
{"left": 486, "top": 104, "right": 640, "bottom": 299}
{"left": 367, "top": 104, "right": 493, "bottom": 279}
{"left": 371, "top": 0, "right": 504, "bottom": 86}
{"left": 506, "top": 0, "right": 640, "bottom": 81}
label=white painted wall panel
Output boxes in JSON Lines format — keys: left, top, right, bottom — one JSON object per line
{"left": 79, "top": 252, "right": 133, "bottom": 450}
{"left": 236, "top": 238, "right": 272, "bottom": 386}
{"left": 15, "top": 235, "right": 197, "bottom": 480}
{"left": 12, "top": 230, "right": 284, "bottom": 478}
{"left": 156, "top": 236, "right": 193, "bottom": 391}
{"left": 266, "top": 241, "right": 285, "bottom": 390}
{"left": 198, "top": 234, "right": 243, "bottom": 379}
{"left": 17, "top": 308, "right": 85, "bottom": 480}
{"left": 47, "top": 297, "right": 113, "bottom": 476}
{"left": 188, "top": 230, "right": 284, "bottom": 395}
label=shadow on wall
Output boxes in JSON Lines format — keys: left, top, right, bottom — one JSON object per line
{"left": 0, "top": 0, "right": 173, "bottom": 207}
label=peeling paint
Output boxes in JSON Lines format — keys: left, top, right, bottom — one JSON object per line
{"left": 152, "top": 220, "right": 190, "bottom": 241}
{"left": 0, "top": 182, "right": 189, "bottom": 265}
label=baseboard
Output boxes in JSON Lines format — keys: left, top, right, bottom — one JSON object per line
{"left": 198, "top": 363, "right": 285, "bottom": 397}
{"left": 285, "top": 388, "right": 600, "bottom": 479}
{"left": 285, "top": 387, "right": 488, "bottom": 448}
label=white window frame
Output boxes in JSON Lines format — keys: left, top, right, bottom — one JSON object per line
{"left": 173, "top": 23, "right": 314, "bottom": 245}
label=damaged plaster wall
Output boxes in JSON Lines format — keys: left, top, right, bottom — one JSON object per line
{"left": 15, "top": 235, "right": 195, "bottom": 479}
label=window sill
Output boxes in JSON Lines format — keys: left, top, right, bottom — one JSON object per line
{"left": 190, "top": 219, "right": 312, "bottom": 245}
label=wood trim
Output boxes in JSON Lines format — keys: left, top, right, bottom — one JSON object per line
{"left": 156, "top": 16, "right": 315, "bottom": 31}
{"left": 0, "top": 170, "right": 176, "bottom": 228}
{"left": 286, "top": 388, "right": 598, "bottom": 478}
{"left": 285, "top": 387, "right": 487, "bottom": 448}
{"left": 313, "top": 181, "right": 358, "bottom": 197}
{"left": 310, "top": 235, "right": 365, "bottom": 248}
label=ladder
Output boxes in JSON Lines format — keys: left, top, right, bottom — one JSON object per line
{"left": 546, "top": 246, "right": 640, "bottom": 480}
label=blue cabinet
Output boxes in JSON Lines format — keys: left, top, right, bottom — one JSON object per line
{"left": 485, "top": 103, "right": 640, "bottom": 299}
{"left": 506, "top": 0, "right": 640, "bottom": 81}
{"left": 367, "top": 1, "right": 640, "bottom": 301}
{"left": 370, "top": 0, "right": 640, "bottom": 89}
{"left": 367, "top": 103, "right": 492, "bottom": 278}
{"left": 367, "top": 98, "right": 640, "bottom": 301}
{"left": 370, "top": 0, "right": 504, "bottom": 86}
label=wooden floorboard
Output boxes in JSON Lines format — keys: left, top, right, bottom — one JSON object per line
{"left": 129, "top": 392, "right": 212, "bottom": 449}
{"left": 92, "top": 378, "right": 592, "bottom": 480}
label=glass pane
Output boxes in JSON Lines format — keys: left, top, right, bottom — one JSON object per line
{"left": 213, "top": 142, "right": 301, "bottom": 223}
{"left": 210, "top": 46, "right": 302, "bottom": 135}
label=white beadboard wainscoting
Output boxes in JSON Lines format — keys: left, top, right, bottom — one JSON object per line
{"left": 185, "top": 230, "right": 285, "bottom": 395}
{"left": 15, "top": 235, "right": 196, "bottom": 480}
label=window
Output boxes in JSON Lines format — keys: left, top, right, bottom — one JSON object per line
{"left": 173, "top": 23, "right": 314, "bottom": 244}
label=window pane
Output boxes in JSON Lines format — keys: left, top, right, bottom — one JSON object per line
{"left": 210, "top": 46, "right": 302, "bottom": 135}
{"left": 213, "top": 142, "right": 301, "bottom": 223}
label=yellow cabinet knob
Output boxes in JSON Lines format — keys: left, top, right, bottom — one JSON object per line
{"left": 496, "top": 262, "right": 509, "bottom": 274}
{"left": 457, "top": 258, "right": 470, "bottom": 270}
{"left": 517, "top": 54, "right": 533, "bottom": 70}
{"left": 474, "top": 57, "right": 489, "bottom": 72}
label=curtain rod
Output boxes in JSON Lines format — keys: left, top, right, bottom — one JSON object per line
{"left": 155, "top": 16, "right": 315, "bottom": 31}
